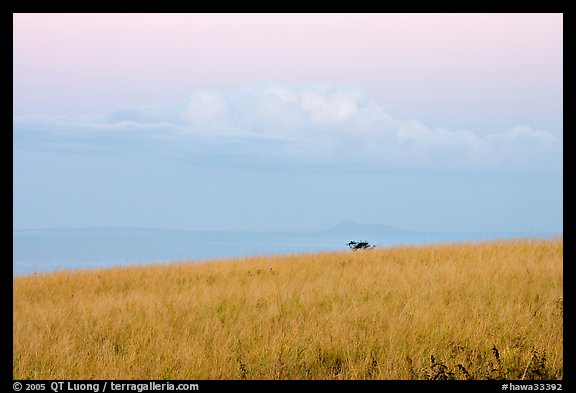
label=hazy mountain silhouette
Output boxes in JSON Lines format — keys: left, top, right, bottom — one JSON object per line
{"left": 323, "top": 220, "right": 410, "bottom": 239}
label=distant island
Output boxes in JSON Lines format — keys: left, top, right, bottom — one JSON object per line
{"left": 324, "top": 219, "right": 410, "bottom": 236}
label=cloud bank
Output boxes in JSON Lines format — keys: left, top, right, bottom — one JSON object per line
{"left": 13, "top": 83, "right": 562, "bottom": 172}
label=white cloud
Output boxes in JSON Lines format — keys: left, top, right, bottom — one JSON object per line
{"left": 181, "top": 90, "right": 231, "bottom": 132}
{"left": 13, "top": 83, "right": 562, "bottom": 171}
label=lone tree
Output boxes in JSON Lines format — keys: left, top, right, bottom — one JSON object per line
{"left": 347, "top": 240, "right": 375, "bottom": 251}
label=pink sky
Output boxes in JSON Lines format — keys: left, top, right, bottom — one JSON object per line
{"left": 13, "top": 13, "right": 562, "bottom": 133}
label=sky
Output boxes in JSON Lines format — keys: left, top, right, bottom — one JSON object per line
{"left": 13, "top": 13, "right": 563, "bottom": 233}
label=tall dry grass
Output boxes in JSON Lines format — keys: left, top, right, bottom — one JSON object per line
{"left": 13, "top": 237, "right": 563, "bottom": 379}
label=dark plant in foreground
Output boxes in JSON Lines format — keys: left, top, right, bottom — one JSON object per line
{"left": 416, "top": 345, "right": 560, "bottom": 380}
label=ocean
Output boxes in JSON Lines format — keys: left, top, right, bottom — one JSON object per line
{"left": 12, "top": 226, "right": 545, "bottom": 276}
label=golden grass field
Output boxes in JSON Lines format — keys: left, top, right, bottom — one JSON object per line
{"left": 13, "top": 237, "right": 563, "bottom": 380}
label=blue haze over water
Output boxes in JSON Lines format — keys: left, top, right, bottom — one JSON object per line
{"left": 13, "top": 221, "right": 552, "bottom": 276}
